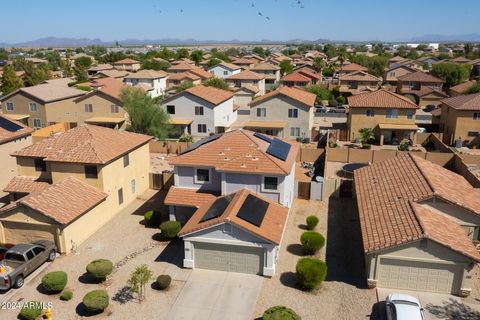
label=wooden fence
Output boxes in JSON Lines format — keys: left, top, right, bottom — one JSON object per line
{"left": 149, "top": 140, "right": 191, "bottom": 154}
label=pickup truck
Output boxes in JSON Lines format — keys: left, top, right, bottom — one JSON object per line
{"left": 0, "top": 240, "right": 56, "bottom": 290}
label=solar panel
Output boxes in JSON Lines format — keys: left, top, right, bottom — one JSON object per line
{"left": 199, "top": 193, "right": 235, "bottom": 223}
{"left": 0, "top": 117, "right": 23, "bottom": 132}
{"left": 181, "top": 133, "right": 221, "bottom": 154}
{"left": 266, "top": 138, "right": 291, "bottom": 161}
{"left": 236, "top": 194, "right": 269, "bottom": 227}
{"left": 253, "top": 132, "right": 272, "bottom": 143}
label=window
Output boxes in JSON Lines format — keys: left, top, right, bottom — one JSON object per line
{"left": 366, "top": 109, "right": 375, "bottom": 117}
{"left": 223, "top": 70, "right": 228, "bottom": 75}
{"left": 386, "top": 109, "right": 398, "bottom": 119}
{"left": 195, "top": 106, "right": 204, "bottom": 115}
{"left": 111, "top": 104, "right": 119, "bottom": 113}
{"left": 474, "top": 112, "right": 480, "bottom": 120}
{"left": 389, "top": 71, "right": 395, "bottom": 77}
{"left": 32, "top": 247, "right": 44, "bottom": 255}
{"left": 84, "top": 104, "right": 93, "bottom": 113}
{"left": 468, "top": 131, "right": 479, "bottom": 137}
{"left": 166, "top": 105, "right": 175, "bottom": 114}
{"left": 6, "top": 102, "right": 13, "bottom": 111}
{"left": 223, "top": 223, "right": 232, "bottom": 233}
{"left": 263, "top": 176, "right": 278, "bottom": 191}
{"left": 288, "top": 108, "right": 298, "bottom": 118}
{"left": 34, "top": 159, "right": 46, "bottom": 172}
{"left": 257, "top": 108, "right": 266, "bottom": 117}
{"left": 123, "top": 154, "right": 130, "bottom": 167}
{"left": 195, "top": 168, "right": 210, "bottom": 183}
{"left": 131, "top": 179, "right": 136, "bottom": 194}
{"left": 197, "top": 124, "right": 207, "bottom": 133}
{"left": 118, "top": 188, "right": 124, "bottom": 205}
{"left": 32, "top": 118, "right": 42, "bottom": 128}
{"left": 85, "top": 166, "right": 98, "bottom": 179}
{"left": 26, "top": 250, "right": 35, "bottom": 260}
{"left": 290, "top": 127, "right": 300, "bottom": 137}
{"left": 29, "top": 102, "right": 37, "bottom": 112}
{"left": 407, "top": 110, "right": 415, "bottom": 119}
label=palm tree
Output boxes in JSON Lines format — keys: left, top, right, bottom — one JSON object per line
{"left": 313, "top": 57, "right": 326, "bottom": 74}
{"left": 358, "top": 128, "right": 375, "bottom": 148}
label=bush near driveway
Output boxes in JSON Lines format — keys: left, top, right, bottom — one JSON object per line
{"left": 156, "top": 274, "right": 172, "bottom": 290}
{"left": 41, "top": 271, "right": 68, "bottom": 293}
{"left": 300, "top": 231, "right": 325, "bottom": 255}
{"left": 159, "top": 221, "right": 181, "bottom": 238}
{"left": 86, "top": 259, "right": 113, "bottom": 281}
{"left": 18, "top": 301, "right": 42, "bottom": 320}
{"left": 295, "top": 258, "right": 327, "bottom": 291}
{"left": 263, "top": 305, "right": 301, "bottom": 320}
{"left": 144, "top": 210, "right": 161, "bottom": 226}
{"left": 83, "top": 289, "right": 109, "bottom": 312}
{"left": 60, "top": 290, "right": 73, "bottom": 301}
{"left": 305, "top": 215, "right": 319, "bottom": 230}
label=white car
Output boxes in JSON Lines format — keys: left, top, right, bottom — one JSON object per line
{"left": 386, "top": 293, "right": 424, "bottom": 320}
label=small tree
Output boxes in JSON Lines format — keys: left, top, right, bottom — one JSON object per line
{"left": 178, "top": 132, "right": 193, "bottom": 142}
{"left": 0, "top": 65, "right": 23, "bottom": 95}
{"left": 203, "top": 77, "right": 229, "bottom": 90}
{"left": 358, "top": 128, "right": 375, "bottom": 147}
{"left": 128, "top": 264, "right": 153, "bottom": 303}
{"left": 175, "top": 81, "right": 194, "bottom": 93}
{"left": 279, "top": 60, "right": 294, "bottom": 75}
{"left": 190, "top": 50, "right": 203, "bottom": 66}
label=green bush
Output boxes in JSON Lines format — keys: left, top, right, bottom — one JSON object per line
{"left": 60, "top": 290, "right": 73, "bottom": 301}
{"left": 83, "top": 289, "right": 109, "bottom": 312}
{"left": 361, "top": 143, "right": 371, "bottom": 149}
{"left": 336, "top": 95, "right": 346, "bottom": 105}
{"left": 19, "top": 301, "right": 42, "bottom": 320}
{"left": 156, "top": 274, "right": 172, "bottom": 290}
{"left": 144, "top": 210, "right": 160, "bottom": 226}
{"left": 300, "top": 231, "right": 325, "bottom": 255}
{"left": 263, "top": 305, "right": 301, "bottom": 320}
{"left": 328, "top": 98, "right": 338, "bottom": 107}
{"left": 41, "top": 271, "right": 68, "bottom": 293}
{"left": 295, "top": 258, "right": 327, "bottom": 290}
{"left": 86, "top": 259, "right": 113, "bottom": 281}
{"left": 305, "top": 215, "right": 319, "bottom": 230}
{"left": 398, "top": 143, "right": 409, "bottom": 151}
{"left": 160, "top": 221, "right": 181, "bottom": 238}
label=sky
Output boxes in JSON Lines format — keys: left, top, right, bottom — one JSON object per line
{"left": 1, "top": 0, "right": 479, "bottom": 43}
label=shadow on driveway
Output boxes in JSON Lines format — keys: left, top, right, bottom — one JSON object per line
{"left": 155, "top": 237, "right": 183, "bottom": 268}
{"left": 426, "top": 298, "right": 480, "bottom": 320}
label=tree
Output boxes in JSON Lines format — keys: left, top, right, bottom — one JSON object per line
{"left": 203, "top": 77, "right": 229, "bottom": 90}
{"left": 74, "top": 66, "right": 89, "bottom": 83}
{"left": 464, "top": 81, "right": 480, "bottom": 94}
{"left": 252, "top": 47, "right": 267, "bottom": 58}
{"left": 0, "top": 48, "right": 8, "bottom": 61}
{"left": 127, "top": 265, "right": 153, "bottom": 303}
{"left": 312, "top": 57, "right": 326, "bottom": 73}
{"left": 279, "top": 60, "right": 293, "bottom": 75}
{"left": 305, "top": 84, "right": 331, "bottom": 103}
{"left": 176, "top": 48, "right": 189, "bottom": 59}
{"left": 207, "top": 58, "right": 221, "bottom": 68}
{"left": 190, "top": 50, "right": 203, "bottom": 66}
{"left": 141, "top": 59, "right": 170, "bottom": 71}
{"left": 358, "top": 128, "right": 375, "bottom": 146}
{"left": 75, "top": 56, "right": 93, "bottom": 69}
{"left": 120, "top": 87, "right": 171, "bottom": 139}
{"left": 431, "top": 63, "right": 471, "bottom": 88}
{"left": 175, "top": 81, "right": 194, "bottom": 93}
{"left": 24, "top": 63, "right": 50, "bottom": 86}
{"left": 0, "top": 65, "right": 24, "bottom": 95}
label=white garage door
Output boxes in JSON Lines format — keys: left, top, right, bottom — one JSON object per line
{"left": 378, "top": 257, "right": 462, "bottom": 294}
{"left": 194, "top": 242, "right": 264, "bottom": 275}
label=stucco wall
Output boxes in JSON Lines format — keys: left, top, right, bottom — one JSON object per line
{"left": 175, "top": 166, "right": 222, "bottom": 192}
{"left": 0, "top": 136, "right": 32, "bottom": 197}
{"left": 2, "top": 92, "right": 48, "bottom": 128}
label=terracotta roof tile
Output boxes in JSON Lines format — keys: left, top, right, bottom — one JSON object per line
{"left": 449, "top": 80, "right": 477, "bottom": 94}
{"left": 213, "top": 62, "right": 242, "bottom": 71}
{"left": 164, "top": 187, "right": 219, "bottom": 208}
{"left": 397, "top": 71, "right": 444, "bottom": 83}
{"left": 113, "top": 58, "right": 140, "bottom": 65}
{"left": 183, "top": 85, "right": 234, "bottom": 105}
{"left": 124, "top": 69, "right": 167, "bottom": 79}
{"left": 3, "top": 176, "right": 50, "bottom": 194}
{"left": 0, "top": 114, "right": 33, "bottom": 144}
{"left": 249, "top": 86, "right": 316, "bottom": 108}
{"left": 250, "top": 62, "right": 280, "bottom": 71}
{"left": 188, "top": 67, "right": 214, "bottom": 80}
{"left": 340, "top": 71, "right": 382, "bottom": 82}
{"left": 348, "top": 89, "right": 419, "bottom": 109}
{"left": 227, "top": 70, "right": 264, "bottom": 80}
{"left": 441, "top": 93, "right": 480, "bottom": 111}
{"left": 281, "top": 72, "right": 311, "bottom": 83}
{"left": 167, "top": 72, "right": 201, "bottom": 81}
{"left": 341, "top": 63, "right": 368, "bottom": 72}
{"left": 297, "top": 69, "right": 322, "bottom": 81}
{"left": 1, "top": 83, "right": 86, "bottom": 104}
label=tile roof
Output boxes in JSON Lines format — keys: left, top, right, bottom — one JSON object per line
{"left": 164, "top": 187, "right": 220, "bottom": 208}
{"left": 449, "top": 80, "right": 477, "bottom": 94}
{"left": 281, "top": 72, "right": 311, "bottom": 83}
{"left": 167, "top": 72, "right": 201, "bottom": 81}
{"left": 95, "top": 70, "right": 130, "bottom": 78}
{"left": 169, "top": 129, "right": 298, "bottom": 175}
{"left": 168, "top": 62, "right": 195, "bottom": 71}
{"left": 348, "top": 89, "right": 419, "bottom": 109}
{"left": 3, "top": 176, "right": 50, "bottom": 194}
{"left": 88, "top": 64, "right": 113, "bottom": 72}
{"left": 340, "top": 71, "right": 382, "bottom": 82}
{"left": 441, "top": 93, "right": 480, "bottom": 111}
{"left": 227, "top": 70, "right": 264, "bottom": 80}
{"left": 184, "top": 85, "right": 234, "bottom": 105}
{"left": 212, "top": 62, "right": 242, "bottom": 71}
{"left": 124, "top": 69, "right": 167, "bottom": 79}
{"left": 1, "top": 83, "right": 86, "bottom": 104}
{"left": 0, "top": 114, "right": 33, "bottom": 144}
{"left": 90, "top": 77, "right": 127, "bottom": 100}
{"left": 451, "top": 56, "right": 471, "bottom": 64}
{"left": 178, "top": 188, "right": 289, "bottom": 245}
{"left": 113, "top": 58, "right": 140, "bottom": 65}
{"left": 250, "top": 62, "right": 280, "bottom": 71}
{"left": 13, "top": 124, "right": 152, "bottom": 164}
{"left": 397, "top": 71, "right": 444, "bottom": 83}
{"left": 341, "top": 63, "right": 368, "bottom": 72}
{"left": 399, "top": 87, "right": 448, "bottom": 98}
{"left": 234, "top": 84, "right": 259, "bottom": 94}
{"left": 187, "top": 67, "right": 214, "bottom": 79}
{"left": 231, "top": 58, "right": 254, "bottom": 65}
{"left": 297, "top": 69, "right": 322, "bottom": 81}
{"left": 249, "top": 86, "right": 316, "bottom": 108}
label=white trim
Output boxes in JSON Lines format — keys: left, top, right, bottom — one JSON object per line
{"left": 194, "top": 167, "right": 212, "bottom": 185}
{"left": 261, "top": 175, "right": 280, "bottom": 193}
{"left": 5, "top": 101, "right": 14, "bottom": 111}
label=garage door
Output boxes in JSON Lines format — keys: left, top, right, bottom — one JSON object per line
{"left": 194, "top": 242, "right": 264, "bottom": 275}
{"left": 378, "top": 257, "right": 462, "bottom": 294}
{"left": 2, "top": 221, "right": 56, "bottom": 244}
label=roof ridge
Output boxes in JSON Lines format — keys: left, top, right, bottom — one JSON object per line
{"left": 408, "top": 153, "right": 436, "bottom": 195}
{"left": 408, "top": 201, "right": 428, "bottom": 238}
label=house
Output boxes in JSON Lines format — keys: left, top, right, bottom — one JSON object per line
{"left": 438, "top": 93, "right": 480, "bottom": 145}
{"left": 87, "top": 64, "right": 113, "bottom": 77}
{"left": 354, "top": 153, "right": 480, "bottom": 296}
{"left": 226, "top": 70, "right": 266, "bottom": 95}
{"left": 416, "top": 56, "right": 439, "bottom": 68}
{"left": 396, "top": 71, "right": 447, "bottom": 107}
{"left": 383, "top": 64, "right": 417, "bottom": 87}
{"left": 167, "top": 62, "right": 213, "bottom": 80}
{"left": 161, "top": 85, "right": 236, "bottom": 138}
{"left": 451, "top": 56, "right": 471, "bottom": 64}
{"left": 347, "top": 89, "right": 419, "bottom": 145}
{"left": 243, "top": 53, "right": 265, "bottom": 64}
{"left": 113, "top": 58, "right": 141, "bottom": 72}
{"left": 233, "top": 86, "right": 260, "bottom": 113}
{"left": 208, "top": 62, "right": 242, "bottom": 79}
{"left": 339, "top": 71, "right": 381, "bottom": 95}
{"left": 387, "top": 56, "right": 408, "bottom": 69}
{"left": 250, "top": 62, "right": 281, "bottom": 90}
{"left": 25, "top": 57, "right": 48, "bottom": 65}
{"left": 91, "top": 69, "right": 130, "bottom": 79}
{"left": 339, "top": 63, "right": 368, "bottom": 75}
{"left": 246, "top": 86, "right": 316, "bottom": 140}
{"left": 166, "top": 72, "right": 202, "bottom": 89}
{"left": 230, "top": 57, "right": 255, "bottom": 69}
{"left": 0, "top": 125, "right": 151, "bottom": 253}
{"left": 124, "top": 69, "right": 167, "bottom": 98}
{"left": 449, "top": 80, "right": 477, "bottom": 96}
{"left": 0, "top": 83, "right": 86, "bottom": 129}
{"left": 280, "top": 72, "right": 312, "bottom": 87}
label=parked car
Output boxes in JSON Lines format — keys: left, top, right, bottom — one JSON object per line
{"left": 423, "top": 104, "right": 437, "bottom": 112}
{"left": 316, "top": 107, "right": 327, "bottom": 113}
{"left": 0, "top": 243, "right": 14, "bottom": 261}
{"left": 386, "top": 293, "right": 424, "bottom": 320}
{"left": 0, "top": 241, "right": 56, "bottom": 290}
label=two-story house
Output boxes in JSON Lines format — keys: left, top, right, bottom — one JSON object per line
{"left": 250, "top": 62, "right": 281, "bottom": 91}
{"left": 339, "top": 71, "right": 382, "bottom": 95}
{"left": 246, "top": 86, "right": 316, "bottom": 140}
{"left": 347, "top": 89, "right": 419, "bottom": 145}
{"left": 208, "top": 62, "right": 242, "bottom": 79}
{"left": 339, "top": 63, "right": 368, "bottom": 76}
{"left": 0, "top": 125, "right": 151, "bottom": 253}
{"left": 230, "top": 57, "right": 255, "bottom": 69}
{"left": 113, "top": 58, "right": 141, "bottom": 72}
{"left": 396, "top": 71, "right": 447, "bottom": 107}
{"left": 226, "top": 70, "right": 266, "bottom": 95}
{"left": 383, "top": 64, "right": 417, "bottom": 88}
{"left": 161, "top": 85, "right": 237, "bottom": 138}
{"left": 124, "top": 69, "right": 167, "bottom": 98}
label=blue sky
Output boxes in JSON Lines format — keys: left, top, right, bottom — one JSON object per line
{"left": 1, "top": 0, "right": 479, "bottom": 43}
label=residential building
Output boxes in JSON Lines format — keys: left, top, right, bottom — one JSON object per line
{"left": 396, "top": 71, "right": 447, "bottom": 107}
{"left": 208, "top": 62, "right": 242, "bottom": 79}
{"left": 383, "top": 64, "right": 417, "bottom": 88}
{"left": 91, "top": 69, "right": 130, "bottom": 79}
{"left": 280, "top": 72, "right": 312, "bottom": 87}
{"left": 87, "top": 64, "right": 113, "bottom": 77}
{"left": 347, "top": 89, "right": 419, "bottom": 145}
{"left": 250, "top": 62, "right": 281, "bottom": 90}
{"left": 226, "top": 70, "right": 266, "bottom": 95}
{"left": 113, "top": 58, "right": 141, "bottom": 72}
{"left": 246, "top": 86, "right": 316, "bottom": 140}
{"left": 230, "top": 57, "right": 255, "bottom": 69}
{"left": 167, "top": 72, "right": 202, "bottom": 89}
{"left": 338, "top": 63, "right": 368, "bottom": 75}
{"left": 339, "top": 71, "right": 381, "bottom": 95}
{"left": 449, "top": 80, "right": 477, "bottom": 96}
{"left": 355, "top": 153, "right": 480, "bottom": 296}
{"left": 233, "top": 86, "right": 260, "bottom": 113}
{"left": 124, "top": 69, "right": 167, "bottom": 98}
{"left": 0, "top": 125, "right": 151, "bottom": 253}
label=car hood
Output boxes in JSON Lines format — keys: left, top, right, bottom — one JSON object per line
{"left": 395, "top": 303, "right": 422, "bottom": 320}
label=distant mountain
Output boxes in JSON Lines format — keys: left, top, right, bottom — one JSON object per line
{"left": 410, "top": 34, "right": 480, "bottom": 42}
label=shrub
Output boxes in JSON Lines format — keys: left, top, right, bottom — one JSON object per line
{"left": 300, "top": 231, "right": 325, "bottom": 255}
{"left": 295, "top": 258, "right": 327, "bottom": 290}
{"left": 83, "top": 289, "right": 109, "bottom": 312}
{"left": 328, "top": 98, "right": 338, "bottom": 107}
{"left": 336, "top": 95, "right": 346, "bottom": 105}
{"left": 144, "top": 210, "right": 160, "bottom": 226}
{"left": 361, "top": 143, "right": 371, "bottom": 149}
{"left": 159, "top": 221, "right": 181, "bottom": 238}
{"left": 86, "top": 259, "right": 113, "bottom": 281}
{"left": 18, "top": 301, "right": 42, "bottom": 320}
{"left": 41, "top": 271, "right": 68, "bottom": 293}
{"left": 60, "top": 290, "right": 73, "bottom": 301}
{"left": 156, "top": 274, "right": 172, "bottom": 290}
{"left": 398, "top": 143, "right": 409, "bottom": 151}
{"left": 263, "top": 305, "right": 301, "bottom": 320}
{"left": 305, "top": 215, "right": 319, "bottom": 230}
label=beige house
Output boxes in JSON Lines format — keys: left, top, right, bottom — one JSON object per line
{"left": 113, "top": 58, "right": 141, "bottom": 72}
{"left": 0, "top": 125, "right": 151, "bottom": 253}
{"left": 250, "top": 63, "right": 281, "bottom": 90}
{"left": 449, "top": 80, "right": 477, "bottom": 96}
{"left": 396, "top": 71, "right": 447, "bottom": 107}
{"left": 167, "top": 72, "right": 202, "bottom": 89}
{"left": 339, "top": 71, "right": 381, "bottom": 95}
{"left": 355, "top": 154, "right": 480, "bottom": 296}
{"left": 383, "top": 64, "right": 417, "bottom": 88}
{"left": 347, "top": 89, "right": 419, "bottom": 145}
{"left": 246, "top": 86, "right": 316, "bottom": 140}
{"left": 226, "top": 70, "right": 266, "bottom": 95}
{"left": 339, "top": 63, "right": 368, "bottom": 75}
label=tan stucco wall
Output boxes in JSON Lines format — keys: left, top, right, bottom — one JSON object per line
{"left": 0, "top": 136, "right": 32, "bottom": 197}
{"left": 50, "top": 162, "right": 103, "bottom": 190}
{"left": 1, "top": 92, "right": 47, "bottom": 127}
{"left": 439, "top": 104, "right": 480, "bottom": 145}
{"left": 16, "top": 156, "right": 52, "bottom": 181}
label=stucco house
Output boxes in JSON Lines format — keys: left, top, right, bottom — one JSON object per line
{"left": 113, "top": 58, "right": 141, "bottom": 72}
{"left": 354, "top": 153, "right": 480, "bottom": 296}
{"left": 396, "top": 71, "right": 447, "bottom": 107}
{"left": 250, "top": 62, "right": 281, "bottom": 90}
{"left": 339, "top": 71, "right": 382, "bottom": 95}
{"left": 208, "top": 62, "right": 242, "bottom": 79}
{"left": 383, "top": 64, "right": 417, "bottom": 88}
{"left": 166, "top": 72, "right": 202, "bottom": 89}
{"left": 124, "top": 69, "right": 167, "bottom": 98}
{"left": 338, "top": 63, "right": 368, "bottom": 75}
{"left": 226, "top": 70, "right": 266, "bottom": 95}
{"left": 0, "top": 125, "right": 151, "bottom": 253}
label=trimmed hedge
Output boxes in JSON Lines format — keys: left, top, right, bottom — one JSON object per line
{"left": 86, "top": 259, "right": 113, "bottom": 281}
{"left": 18, "top": 301, "right": 42, "bottom": 320}
{"left": 300, "top": 231, "right": 325, "bottom": 255}
{"left": 144, "top": 210, "right": 160, "bottom": 226}
{"left": 83, "top": 289, "right": 109, "bottom": 312}
{"left": 159, "top": 221, "right": 181, "bottom": 238}
{"left": 41, "top": 271, "right": 68, "bottom": 293}
{"left": 295, "top": 258, "right": 327, "bottom": 290}
{"left": 156, "top": 275, "right": 172, "bottom": 290}
{"left": 305, "top": 215, "right": 319, "bottom": 230}
{"left": 263, "top": 305, "right": 301, "bottom": 320}
{"left": 60, "top": 290, "right": 73, "bottom": 301}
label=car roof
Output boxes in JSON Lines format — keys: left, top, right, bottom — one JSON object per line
{"left": 8, "top": 244, "right": 37, "bottom": 253}
{"left": 389, "top": 293, "right": 421, "bottom": 305}
{"left": 393, "top": 302, "right": 423, "bottom": 320}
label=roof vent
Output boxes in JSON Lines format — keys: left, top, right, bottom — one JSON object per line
{"left": 224, "top": 157, "right": 230, "bottom": 161}
{"left": 246, "top": 153, "right": 252, "bottom": 158}
{"left": 225, "top": 147, "right": 231, "bottom": 151}
{"left": 219, "top": 151, "right": 225, "bottom": 155}
{"left": 241, "top": 163, "right": 246, "bottom": 168}
{"left": 252, "top": 156, "right": 258, "bottom": 161}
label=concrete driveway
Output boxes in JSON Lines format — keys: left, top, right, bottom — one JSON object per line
{"left": 167, "top": 269, "right": 263, "bottom": 320}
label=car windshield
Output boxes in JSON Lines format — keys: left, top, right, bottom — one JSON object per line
{"left": 4, "top": 252, "right": 25, "bottom": 262}
{"left": 392, "top": 300, "right": 419, "bottom": 307}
